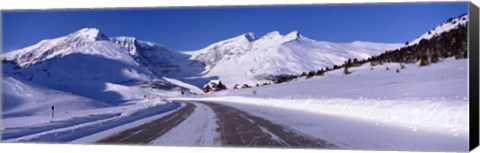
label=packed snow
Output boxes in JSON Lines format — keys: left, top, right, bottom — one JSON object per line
{"left": 150, "top": 102, "right": 219, "bottom": 146}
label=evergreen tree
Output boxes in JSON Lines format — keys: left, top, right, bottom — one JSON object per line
{"left": 306, "top": 71, "right": 316, "bottom": 79}
{"left": 420, "top": 55, "right": 430, "bottom": 66}
{"left": 344, "top": 66, "right": 350, "bottom": 75}
{"left": 316, "top": 69, "right": 324, "bottom": 76}
{"left": 300, "top": 72, "right": 307, "bottom": 77}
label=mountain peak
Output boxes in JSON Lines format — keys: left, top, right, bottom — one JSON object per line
{"left": 77, "top": 27, "right": 100, "bottom": 33}
{"left": 264, "top": 31, "right": 282, "bottom": 37}
{"left": 69, "top": 27, "right": 109, "bottom": 41}
{"left": 287, "top": 30, "right": 299, "bottom": 36}
{"left": 285, "top": 30, "right": 304, "bottom": 40}
{"left": 243, "top": 32, "right": 257, "bottom": 42}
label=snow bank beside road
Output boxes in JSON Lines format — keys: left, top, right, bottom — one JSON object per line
{"left": 212, "top": 100, "right": 468, "bottom": 152}
{"left": 178, "top": 96, "right": 468, "bottom": 136}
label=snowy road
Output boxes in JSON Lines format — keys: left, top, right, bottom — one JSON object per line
{"left": 97, "top": 103, "right": 196, "bottom": 144}
{"left": 201, "top": 102, "right": 336, "bottom": 148}
{"left": 93, "top": 100, "right": 335, "bottom": 148}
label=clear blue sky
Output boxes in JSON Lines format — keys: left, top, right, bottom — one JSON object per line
{"left": 2, "top": 2, "right": 468, "bottom": 52}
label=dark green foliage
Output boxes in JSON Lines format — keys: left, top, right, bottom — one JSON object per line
{"left": 419, "top": 54, "right": 430, "bottom": 67}
{"left": 316, "top": 68, "right": 325, "bottom": 76}
{"left": 343, "top": 66, "right": 350, "bottom": 75}
{"left": 300, "top": 72, "right": 307, "bottom": 77}
{"left": 306, "top": 71, "right": 316, "bottom": 79}
{"left": 333, "top": 65, "right": 339, "bottom": 69}
{"left": 367, "top": 22, "right": 467, "bottom": 67}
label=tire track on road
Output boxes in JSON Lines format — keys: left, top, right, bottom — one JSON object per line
{"left": 202, "top": 102, "right": 336, "bottom": 148}
{"left": 97, "top": 103, "right": 195, "bottom": 144}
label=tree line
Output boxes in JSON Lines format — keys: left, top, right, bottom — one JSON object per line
{"left": 270, "top": 19, "right": 468, "bottom": 84}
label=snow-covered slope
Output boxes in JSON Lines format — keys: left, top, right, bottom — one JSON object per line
{"left": 184, "top": 32, "right": 257, "bottom": 71}
{"left": 2, "top": 75, "right": 110, "bottom": 118}
{"left": 2, "top": 28, "right": 180, "bottom": 105}
{"left": 409, "top": 14, "right": 468, "bottom": 45}
{"left": 2, "top": 28, "right": 111, "bottom": 68}
{"left": 206, "top": 58, "right": 469, "bottom": 134}
{"left": 185, "top": 31, "right": 402, "bottom": 86}
{"left": 110, "top": 37, "right": 180, "bottom": 75}
{"left": 3, "top": 38, "right": 156, "bottom": 83}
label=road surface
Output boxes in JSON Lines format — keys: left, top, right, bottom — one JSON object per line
{"left": 97, "top": 101, "right": 335, "bottom": 148}
{"left": 97, "top": 103, "right": 196, "bottom": 144}
{"left": 201, "top": 102, "right": 335, "bottom": 148}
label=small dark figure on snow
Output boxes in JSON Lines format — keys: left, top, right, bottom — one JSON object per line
{"left": 51, "top": 105, "right": 55, "bottom": 119}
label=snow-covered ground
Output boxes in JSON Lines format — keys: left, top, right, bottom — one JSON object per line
{"left": 2, "top": 99, "right": 182, "bottom": 142}
{"left": 2, "top": 75, "right": 109, "bottom": 118}
{"left": 173, "top": 58, "right": 469, "bottom": 151}
{"left": 2, "top": 72, "right": 184, "bottom": 142}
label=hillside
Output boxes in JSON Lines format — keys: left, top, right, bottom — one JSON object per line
{"left": 2, "top": 28, "right": 184, "bottom": 106}
{"left": 182, "top": 31, "right": 402, "bottom": 87}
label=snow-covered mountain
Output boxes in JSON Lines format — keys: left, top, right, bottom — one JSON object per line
{"left": 184, "top": 31, "right": 402, "bottom": 86}
{"left": 2, "top": 28, "right": 111, "bottom": 68}
{"left": 2, "top": 28, "right": 182, "bottom": 105}
{"left": 2, "top": 27, "right": 403, "bottom": 90}
{"left": 110, "top": 36, "right": 180, "bottom": 75}
{"left": 184, "top": 32, "right": 257, "bottom": 72}
{"left": 2, "top": 28, "right": 160, "bottom": 82}
{"left": 409, "top": 14, "right": 468, "bottom": 46}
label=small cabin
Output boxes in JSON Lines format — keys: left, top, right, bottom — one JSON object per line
{"left": 203, "top": 80, "right": 227, "bottom": 93}
{"left": 233, "top": 84, "right": 251, "bottom": 89}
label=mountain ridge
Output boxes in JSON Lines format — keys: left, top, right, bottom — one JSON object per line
{"left": 3, "top": 13, "right": 467, "bottom": 88}
{"left": 1, "top": 28, "right": 403, "bottom": 88}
